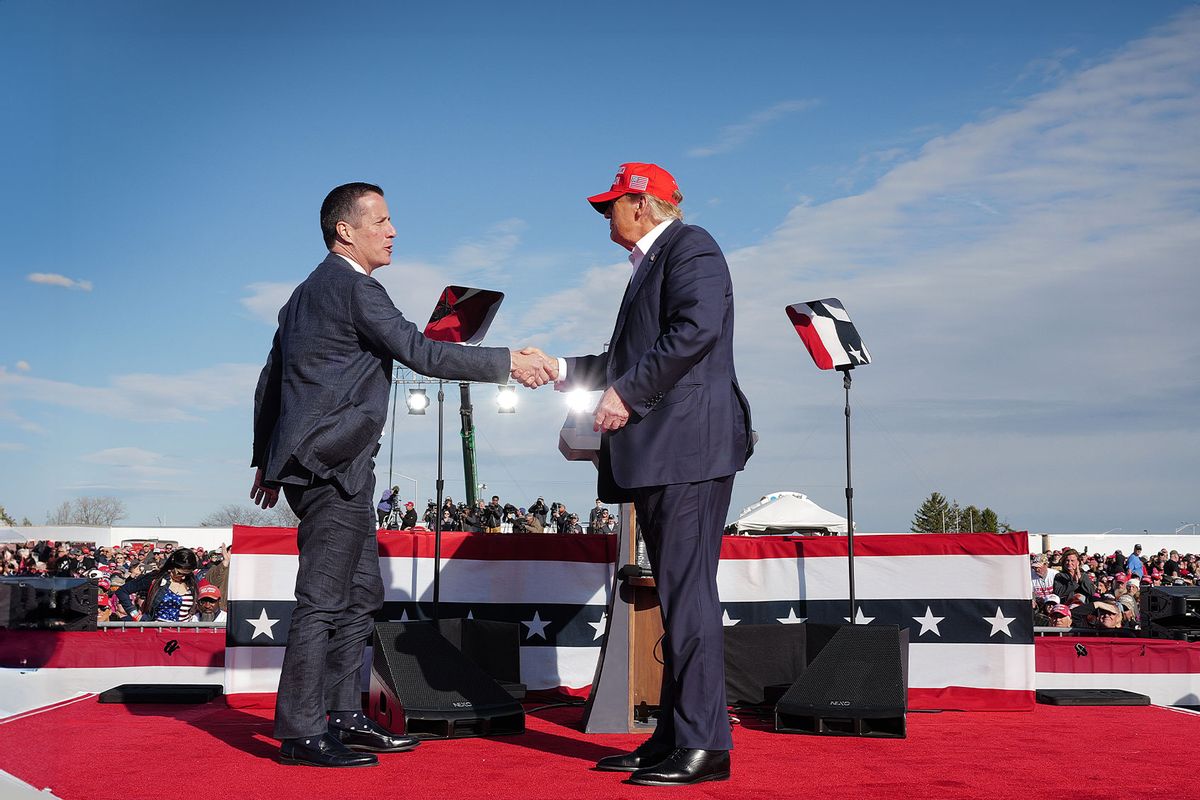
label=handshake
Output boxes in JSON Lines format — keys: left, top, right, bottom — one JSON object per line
{"left": 509, "top": 347, "right": 559, "bottom": 389}
{"left": 508, "top": 347, "right": 632, "bottom": 433}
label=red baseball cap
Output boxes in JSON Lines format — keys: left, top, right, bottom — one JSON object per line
{"left": 198, "top": 583, "right": 221, "bottom": 600}
{"left": 587, "top": 162, "right": 680, "bottom": 213}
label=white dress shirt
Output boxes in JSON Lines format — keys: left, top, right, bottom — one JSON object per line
{"left": 336, "top": 253, "right": 368, "bottom": 275}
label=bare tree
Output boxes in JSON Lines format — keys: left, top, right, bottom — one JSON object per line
{"left": 45, "top": 496, "right": 127, "bottom": 525}
{"left": 200, "top": 504, "right": 268, "bottom": 527}
{"left": 266, "top": 502, "right": 300, "bottom": 528}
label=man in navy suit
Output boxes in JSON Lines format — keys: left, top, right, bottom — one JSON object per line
{"left": 251, "top": 182, "right": 551, "bottom": 768}
{"left": 539, "top": 163, "right": 753, "bottom": 786}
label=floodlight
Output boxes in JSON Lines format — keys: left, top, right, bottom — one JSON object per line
{"left": 406, "top": 388, "right": 429, "bottom": 415}
{"left": 496, "top": 385, "right": 518, "bottom": 414}
{"left": 566, "top": 389, "right": 594, "bottom": 413}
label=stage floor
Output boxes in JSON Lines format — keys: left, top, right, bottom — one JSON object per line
{"left": 2, "top": 697, "right": 1196, "bottom": 800}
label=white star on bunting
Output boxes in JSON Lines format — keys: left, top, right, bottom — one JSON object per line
{"left": 984, "top": 606, "right": 1015, "bottom": 638}
{"left": 522, "top": 611, "right": 550, "bottom": 640}
{"left": 247, "top": 608, "right": 279, "bottom": 640}
{"left": 912, "top": 606, "right": 945, "bottom": 637}
{"left": 776, "top": 608, "right": 807, "bottom": 624}
{"left": 844, "top": 607, "right": 875, "bottom": 625}
{"left": 721, "top": 609, "right": 740, "bottom": 626}
{"left": 588, "top": 614, "right": 608, "bottom": 641}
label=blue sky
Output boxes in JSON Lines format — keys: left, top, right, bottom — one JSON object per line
{"left": 2, "top": 1, "right": 1197, "bottom": 532}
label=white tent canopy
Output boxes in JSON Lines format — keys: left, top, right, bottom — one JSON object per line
{"left": 730, "top": 491, "right": 849, "bottom": 535}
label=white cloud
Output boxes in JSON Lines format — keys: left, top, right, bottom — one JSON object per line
{"left": 447, "top": 218, "right": 525, "bottom": 271}
{"left": 727, "top": 11, "right": 1200, "bottom": 529}
{"left": 0, "top": 363, "right": 261, "bottom": 423}
{"left": 496, "top": 10, "right": 1200, "bottom": 531}
{"left": 81, "top": 447, "right": 187, "bottom": 479}
{"left": 27, "top": 272, "right": 93, "bottom": 291}
{"left": 240, "top": 282, "right": 295, "bottom": 325}
{"left": 0, "top": 442, "right": 26, "bottom": 452}
{"left": 688, "top": 99, "right": 819, "bottom": 158}
{"left": 15, "top": 361, "right": 30, "bottom": 372}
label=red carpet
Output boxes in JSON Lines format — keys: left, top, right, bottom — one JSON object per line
{"left": 1, "top": 698, "right": 1195, "bottom": 800}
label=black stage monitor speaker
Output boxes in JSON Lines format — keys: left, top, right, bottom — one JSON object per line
{"left": 1036, "top": 689, "right": 1149, "bottom": 706}
{"left": 0, "top": 577, "right": 96, "bottom": 631}
{"left": 99, "top": 684, "right": 223, "bottom": 704}
{"left": 369, "top": 621, "right": 525, "bottom": 739}
{"left": 775, "top": 623, "right": 908, "bottom": 738}
{"left": 724, "top": 624, "right": 807, "bottom": 706}
{"left": 1142, "top": 586, "right": 1200, "bottom": 630}
{"left": 436, "top": 617, "right": 526, "bottom": 700}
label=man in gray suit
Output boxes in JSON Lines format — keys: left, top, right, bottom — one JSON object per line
{"left": 251, "top": 182, "right": 550, "bottom": 768}
{"left": 535, "top": 163, "right": 753, "bottom": 785}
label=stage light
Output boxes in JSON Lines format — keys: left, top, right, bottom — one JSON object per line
{"left": 496, "top": 385, "right": 518, "bottom": 414}
{"left": 406, "top": 388, "right": 429, "bottom": 415}
{"left": 566, "top": 389, "right": 594, "bottom": 413}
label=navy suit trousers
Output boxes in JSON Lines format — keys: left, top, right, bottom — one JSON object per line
{"left": 274, "top": 475, "right": 383, "bottom": 739}
{"left": 633, "top": 474, "right": 735, "bottom": 751}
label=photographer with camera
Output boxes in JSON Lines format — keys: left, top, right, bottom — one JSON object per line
{"left": 376, "top": 485, "right": 400, "bottom": 528}
{"left": 483, "top": 495, "right": 504, "bottom": 534}
{"left": 529, "top": 497, "right": 549, "bottom": 526}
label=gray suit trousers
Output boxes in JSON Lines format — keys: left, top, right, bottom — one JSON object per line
{"left": 274, "top": 475, "right": 383, "bottom": 739}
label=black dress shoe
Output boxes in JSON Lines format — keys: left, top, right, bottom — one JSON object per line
{"left": 628, "top": 748, "right": 730, "bottom": 786}
{"left": 279, "top": 733, "right": 378, "bottom": 767}
{"left": 329, "top": 716, "right": 420, "bottom": 753}
{"left": 595, "top": 739, "right": 674, "bottom": 772}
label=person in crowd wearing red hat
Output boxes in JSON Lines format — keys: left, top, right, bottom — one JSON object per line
{"left": 527, "top": 163, "right": 753, "bottom": 786}
{"left": 199, "top": 544, "right": 229, "bottom": 611}
{"left": 249, "top": 182, "right": 556, "bottom": 768}
{"left": 1048, "top": 603, "right": 1073, "bottom": 628}
{"left": 401, "top": 501, "right": 418, "bottom": 530}
{"left": 96, "top": 593, "right": 113, "bottom": 623}
{"left": 194, "top": 583, "right": 226, "bottom": 623}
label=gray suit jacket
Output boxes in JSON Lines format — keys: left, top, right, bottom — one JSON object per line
{"left": 252, "top": 253, "right": 510, "bottom": 495}
{"left": 564, "top": 221, "right": 753, "bottom": 501}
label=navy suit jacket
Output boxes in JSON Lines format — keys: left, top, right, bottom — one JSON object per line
{"left": 564, "top": 221, "right": 753, "bottom": 502}
{"left": 252, "top": 253, "right": 510, "bottom": 496}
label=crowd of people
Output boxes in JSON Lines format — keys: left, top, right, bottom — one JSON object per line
{"left": 1, "top": 539, "right": 229, "bottom": 624}
{"left": 1030, "top": 544, "right": 1198, "bottom": 633}
{"left": 375, "top": 490, "right": 618, "bottom": 535}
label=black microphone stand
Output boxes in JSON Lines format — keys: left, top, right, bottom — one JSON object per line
{"left": 837, "top": 365, "right": 857, "bottom": 623}
{"left": 432, "top": 380, "right": 445, "bottom": 624}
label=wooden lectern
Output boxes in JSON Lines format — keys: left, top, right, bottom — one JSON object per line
{"left": 581, "top": 503, "right": 665, "bottom": 733}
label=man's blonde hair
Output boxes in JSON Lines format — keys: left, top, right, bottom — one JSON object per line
{"left": 637, "top": 190, "right": 684, "bottom": 223}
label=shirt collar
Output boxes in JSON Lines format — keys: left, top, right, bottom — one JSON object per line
{"left": 334, "top": 253, "right": 368, "bottom": 275}
{"left": 628, "top": 218, "right": 675, "bottom": 272}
